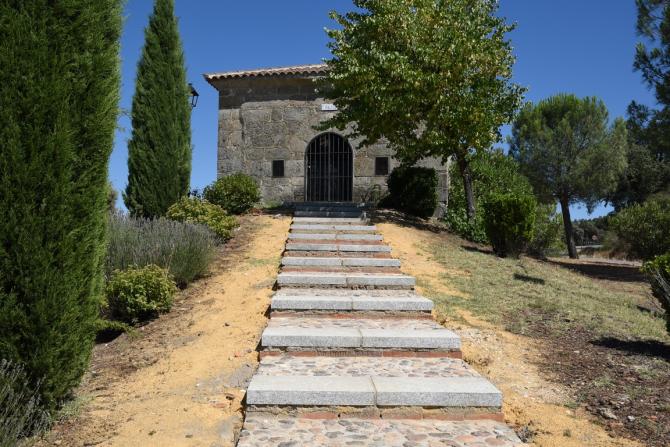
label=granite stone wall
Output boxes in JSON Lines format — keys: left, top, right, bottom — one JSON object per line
{"left": 211, "top": 75, "right": 450, "bottom": 207}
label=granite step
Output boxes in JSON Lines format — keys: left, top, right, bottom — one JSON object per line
{"left": 261, "top": 316, "right": 460, "bottom": 352}
{"left": 276, "top": 272, "right": 415, "bottom": 288}
{"left": 290, "top": 224, "right": 377, "bottom": 232}
{"left": 247, "top": 375, "right": 501, "bottom": 408}
{"left": 247, "top": 355, "right": 502, "bottom": 408}
{"left": 294, "top": 206, "right": 363, "bottom": 213}
{"left": 294, "top": 210, "right": 364, "bottom": 218}
{"left": 285, "top": 251, "right": 393, "bottom": 258}
{"left": 285, "top": 243, "right": 392, "bottom": 252}
{"left": 272, "top": 288, "right": 432, "bottom": 312}
{"left": 281, "top": 266, "right": 402, "bottom": 275}
{"left": 288, "top": 233, "right": 383, "bottom": 241}
{"left": 238, "top": 415, "right": 525, "bottom": 447}
{"left": 281, "top": 256, "right": 401, "bottom": 267}
{"left": 292, "top": 217, "right": 368, "bottom": 224}
{"left": 296, "top": 201, "right": 362, "bottom": 205}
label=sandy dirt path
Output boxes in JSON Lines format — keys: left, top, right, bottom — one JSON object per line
{"left": 378, "top": 222, "right": 643, "bottom": 447}
{"left": 40, "top": 215, "right": 290, "bottom": 447}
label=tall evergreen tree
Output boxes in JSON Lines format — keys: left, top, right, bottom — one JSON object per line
{"left": 124, "top": 0, "right": 192, "bottom": 218}
{"left": 0, "top": 0, "right": 122, "bottom": 410}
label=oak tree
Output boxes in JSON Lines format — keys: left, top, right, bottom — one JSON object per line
{"left": 320, "top": 0, "right": 524, "bottom": 220}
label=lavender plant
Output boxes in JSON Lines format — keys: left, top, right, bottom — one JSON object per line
{"left": 106, "top": 213, "right": 216, "bottom": 287}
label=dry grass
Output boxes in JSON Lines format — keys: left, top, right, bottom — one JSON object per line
{"left": 423, "top": 237, "right": 667, "bottom": 342}
{"left": 380, "top": 221, "right": 669, "bottom": 446}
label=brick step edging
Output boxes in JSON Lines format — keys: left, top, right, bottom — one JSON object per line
{"left": 276, "top": 286, "right": 415, "bottom": 290}
{"left": 280, "top": 266, "right": 402, "bottom": 274}
{"left": 270, "top": 311, "right": 433, "bottom": 319}
{"left": 284, "top": 251, "right": 394, "bottom": 258}
{"left": 244, "top": 406, "right": 504, "bottom": 422}
{"left": 259, "top": 350, "right": 462, "bottom": 359}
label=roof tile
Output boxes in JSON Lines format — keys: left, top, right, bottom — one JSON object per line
{"left": 204, "top": 64, "right": 328, "bottom": 82}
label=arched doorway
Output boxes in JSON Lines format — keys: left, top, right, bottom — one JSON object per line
{"left": 305, "top": 133, "right": 353, "bottom": 202}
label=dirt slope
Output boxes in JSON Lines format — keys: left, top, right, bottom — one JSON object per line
{"left": 39, "top": 215, "right": 290, "bottom": 447}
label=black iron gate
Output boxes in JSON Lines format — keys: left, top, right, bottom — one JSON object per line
{"left": 305, "top": 133, "right": 353, "bottom": 202}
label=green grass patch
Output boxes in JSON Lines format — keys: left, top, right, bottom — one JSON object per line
{"left": 425, "top": 237, "right": 668, "bottom": 342}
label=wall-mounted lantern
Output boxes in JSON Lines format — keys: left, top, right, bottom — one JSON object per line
{"left": 188, "top": 83, "right": 199, "bottom": 108}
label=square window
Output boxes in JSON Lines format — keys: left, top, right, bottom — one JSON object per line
{"left": 375, "top": 157, "right": 389, "bottom": 176}
{"left": 272, "top": 159, "right": 285, "bottom": 177}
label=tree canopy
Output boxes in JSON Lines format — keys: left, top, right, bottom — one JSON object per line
{"left": 609, "top": 102, "right": 669, "bottom": 209}
{"left": 124, "top": 0, "right": 192, "bottom": 218}
{"left": 509, "top": 94, "right": 628, "bottom": 258}
{"left": 635, "top": 0, "right": 670, "bottom": 112}
{"left": 613, "top": 0, "right": 670, "bottom": 209}
{"left": 319, "top": 0, "right": 525, "bottom": 220}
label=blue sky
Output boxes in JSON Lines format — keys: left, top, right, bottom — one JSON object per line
{"left": 111, "top": 0, "right": 656, "bottom": 219}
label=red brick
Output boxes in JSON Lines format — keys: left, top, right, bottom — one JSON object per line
{"left": 465, "top": 412, "right": 505, "bottom": 422}
{"left": 287, "top": 351, "right": 318, "bottom": 357}
{"left": 341, "top": 408, "right": 380, "bottom": 419}
{"left": 427, "top": 413, "right": 465, "bottom": 421}
{"left": 382, "top": 408, "right": 423, "bottom": 420}
{"left": 300, "top": 411, "right": 338, "bottom": 420}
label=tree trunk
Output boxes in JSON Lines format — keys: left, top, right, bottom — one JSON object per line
{"left": 457, "top": 155, "right": 476, "bottom": 222}
{"left": 559, "top": 195, "right": 578, "bottom": 259}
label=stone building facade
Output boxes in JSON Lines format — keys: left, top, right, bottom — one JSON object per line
{"left": 204, "top": 64, "right": 449, "bottom": 206}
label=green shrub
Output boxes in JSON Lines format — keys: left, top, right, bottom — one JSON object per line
{"left": 0, "top": 360, "right": 50, "bottom": 446}
{"left": 642, "top": 253, "right": 670, "bottom": 333}
{"left": 572, "top": 216, "right": 608, "bottom": 246}
{"left": 203, "top": 173, "right": 260, "bottom": 214}
{"left": 442, "top": 209, "right": 488, "bottom": 243}
{"left": 527, "top": 204, "right": 564, "bottom": 258}
{"left": 446, "top": 150, "right": 534, "bottom": 242}
{"left": 105, "top": 265, "right": 177, "bottom": 324}
{"left": 602, "top": 230, "right": 632, "bottom": 259}
{"left": 107, "top": 213, "right": 216, "bottom": 287}
{"left": 385, "top": 166, "right": 438, "bottom": 218}
{"left": 93, "top": 318, "right": 134, "bottom": 335}
{"left": 482, "top": 192, "right": 537, "bottom": 258}
{"left": 610, "top": 197, "right": 670, "bottom": 260}
{"left": 166, "top": 197, "right": 238, "bottom": 241}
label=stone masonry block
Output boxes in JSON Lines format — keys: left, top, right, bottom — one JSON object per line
{"left": 372, "top": 377, "right": 502, "bottom": 407}
{"left": 247, "top": 375, "right": 375, "bottom": 406}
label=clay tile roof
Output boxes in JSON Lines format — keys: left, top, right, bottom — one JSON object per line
{"left": 203, "top": 64, "right": 328, "bottom": 84}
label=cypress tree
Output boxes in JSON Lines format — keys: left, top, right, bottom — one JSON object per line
{"left": 124, "top": 0, "right": 192, "bottom": 218}
{"left": 0, "top": 0, "right": 122, "bottom": 410}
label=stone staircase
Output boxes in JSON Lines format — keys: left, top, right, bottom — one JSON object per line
{"left": 237, "top": 206, "right": 524, "bottom": 446}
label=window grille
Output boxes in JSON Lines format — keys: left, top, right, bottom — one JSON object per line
{"left": 272, "top": 159, "right": 285, "bottom": 177}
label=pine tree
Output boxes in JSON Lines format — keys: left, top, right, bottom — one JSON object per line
{"left": 510, "top": 95, "right": 628, "bottom": 259}
{"left": 124, "top": 0, "right": 192, "bottom": 218}
{"left": 0, "top": 0, "right": 122, "bottom": 410}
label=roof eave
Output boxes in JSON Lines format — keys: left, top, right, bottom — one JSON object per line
{"left": 203, "top": 64, "right": 329, "bottom": 89}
